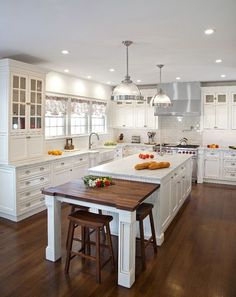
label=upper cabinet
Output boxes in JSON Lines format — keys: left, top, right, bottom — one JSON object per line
{"left": 203, "top": 90, "right": 228, "bottom": 130}
{"left": 112, "top": 89, "right": 158, "bottom": 129}
{"left": 0, "top": 59, "right": 46, "bottom": 163}
{"left": 11, "top": 75, "right": 43, "bottom": 133}
{"left": 231, "top": 93, "right": 236, "bottom": 130}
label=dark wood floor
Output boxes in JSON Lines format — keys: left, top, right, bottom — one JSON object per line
{"left": 1, "top": 183, "right": 236, "bottom": 297}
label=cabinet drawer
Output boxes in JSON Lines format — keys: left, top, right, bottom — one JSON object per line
{"left": 53, "top": 159, "right": 72, "bottom": 171}
{"left": 205, "top": 151, "right": 220, "bottom": 159}
{"left": 18, "top": 163, "right": 50, "bottom": 179}
{"left": 224, "top": 160, "right": 236, "bottom": 168}
{"left": 18, "top": 184, "right": 49, "bottom": 203}
{"left": 223, "top": 151, "right": 236, "bottom": 159}
{"left": 73, "top": 154, "right": 89, "bottom": 164}
{"left": 223, "top": 170, "right": 236, "bottom": 180}
{"left": 18, "top": 195, "right": 46, "bottom": 215}
{"left": 18, "top": 174, "right": 50, "bottom": 191}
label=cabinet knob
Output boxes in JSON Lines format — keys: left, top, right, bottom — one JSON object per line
{"left": 61, "top": 162, "right": 64, "bottom": 165}
{"left": 79, "top": 158, "right": 83, "bottom": 161}
{"left": 26, "top": 192, "right": 31, "bottom": 196}
{"left": 230, "top": 173, "right": 235, "bottom": 177}
{"left": 182, "top": 176, "right": 185, "bottom": 179}
{"left": 25, "top": 181, "right": 30, "bottom": 185}
{"left": 231, "top": 163, "right": 235, "bottom": 166}
{"left": 26, "top": 202, "right": 31, "bottom": 207}
{"left": 40, "top": 177, "right": 44, "bottom": 181}
{"left": 40, "top": 167, "right": 44, "bottom": 171}
{"left": 25, "top": 170, "right": 31, "bottom": 174}
{"left": 70, "top": 169, "right": 72, "bottom": 172}
{"left": 26, "top": 136, "right": 31, "bottom": 139}
{"left": 40, "top": 197, "right": 45, "bottom": 202}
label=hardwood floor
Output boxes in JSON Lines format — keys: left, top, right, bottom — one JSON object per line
{"left": 0, "top": 183, "right": 236, "bottom": 297}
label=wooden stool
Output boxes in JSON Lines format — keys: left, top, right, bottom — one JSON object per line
{"left": 136, "top": 203, "right": 157, "bottom": 270}
{"left": 65, "top": 210, "right": 115, "bottom": 283}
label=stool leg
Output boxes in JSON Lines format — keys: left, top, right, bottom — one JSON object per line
{"left": 105, "top": 223, "right": 115, "bottom": 269}
{"left": 98, "top": 209, "right": 106, "bottom": 241}
{"left": 139, "top": 219, "right": 146, "bottom": 270}
{"left": 85, "top": 227, "right": 91, "bottom": 255}
{"left": 81, "top": 226, "right": 86, "bottom": 264}
{"left": 149, "top": 211, "right": 157, "bottom": 253}
{"left": 96, "top": 228, "right": 101, "bottom": 283}
{"left": 65, "top": 221, "right": 75, "bottom": 273}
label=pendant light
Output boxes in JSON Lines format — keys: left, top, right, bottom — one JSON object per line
{"left": 150, "top": 64, "right": 171, "bottom": 108}
{"left": 111, "top": 40, "right": 143, "bottom": 101}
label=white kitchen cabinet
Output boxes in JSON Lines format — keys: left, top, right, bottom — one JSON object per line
{"left": 134, "top": 101, "right": 146, "bottom": 128}
{"left": 232, "top": 93, "right": 236, "bottom": 129}
{"left": 113, "top": 101, "right": 134, "bottom": 128}
{"left": 0, "top": 59, "right": 46, "bottom": 163}
{"left": 204, "top": 156, "right": 220, "bottom": 179}
{"left": 10, "top": 135, "right": 44, "bottom": 162}
{"left": 170, "top": 174, "right": 178, "bottom": 214}
{"left": 203, "top": 92, "right": 228, "bottom": 129}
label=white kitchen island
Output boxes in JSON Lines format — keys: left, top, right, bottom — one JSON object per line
{"left": 89, "top": 153, "right": 193, "bottom": 246}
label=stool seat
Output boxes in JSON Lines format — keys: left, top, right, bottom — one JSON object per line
{"left": 136, "top": 203, "right": 153, "bottom": 220}
{"left": 136, "top": 202, "right": 157, "bottom": 270}
{"left": 68, "top": 210, "right": 113, "bottom": 228}
{"left": 69, "top": 204, "right": 89, "bottom": 212}
{"left": 65, "top": 210, "right": 115, "bottom": 283}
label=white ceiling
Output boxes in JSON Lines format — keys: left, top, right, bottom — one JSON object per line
{"left": 0, "top": 0, "right": 236, "bottom": 85}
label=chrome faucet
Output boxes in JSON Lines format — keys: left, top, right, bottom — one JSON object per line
{"left": 89, "top": 132, "right": 100, "bottom": 149}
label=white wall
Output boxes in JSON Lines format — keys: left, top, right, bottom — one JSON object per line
{"left": 46, "top": 71, "right": 112, "bottom": 100}
{"left": 45, "top": 71, "right": 114, "bottom": 151}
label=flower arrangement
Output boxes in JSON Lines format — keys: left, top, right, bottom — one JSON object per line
{"left": 83, "top": 175, "right": 112, "bottom": 188}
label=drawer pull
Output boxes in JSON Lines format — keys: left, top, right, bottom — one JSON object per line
{"left": 79, "top": 158, "right": 83, "bottom": 161}
{"left": 181, "top": 166, "right": 184, "bottom": 170}
{"left": 232, "top": 154, "right": 236, "bottom": 157}
{"left": 61, "top": 162, "right": 64, "bottom": 166}
{"left": 182, "top": 176, "right": 185, "bottom": 179}
{"left": 40, "top": 197, "right": 45, "bottom": 202}
{"left": 40, "top": 177, "right": 44, "bottom": 181}
{"left": 231, "top": 163, "right": 236, "bottom": 166}
{"left": 177, "top": 181, "right": 181, "bottom": 184}
{"left": 210, "top": 153, "right": 215, "bottom": 155}
{"left": 174, "top": 173, "right": 177, "bottom": 176}
{"left": 40, "top": 167, "right": 44, "bottom": 171}
{"left": 25, "top": 192, "right": 31, "bottom": 196}
{"left": 25, "top": 202, "right": 31, "bottom": 207}
{"left": 70, "top": 169, "right": 72, "bottom": 172}
{"left": 230, "top": 173, "right": 235, "bottom": 177}
{"left": 25, "top": 181, "right": 30, "bottom": 185}
{"left": 25, "top": 170, "right": 31, "bottom": 174}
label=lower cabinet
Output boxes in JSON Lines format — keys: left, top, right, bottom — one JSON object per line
{"left": 198, "top": 149, "right": 236, "bottom": 184}
{"left": 160, "top": 158, "right": 192, "bottom": 232}
{"left": 0, "top": 153, "right": 89, "bottom": 221}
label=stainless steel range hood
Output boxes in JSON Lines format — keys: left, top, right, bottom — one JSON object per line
{"left": 154, "top": 82, "right": 201, "bottom": 116}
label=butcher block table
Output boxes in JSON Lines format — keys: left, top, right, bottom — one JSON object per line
{"left": 42, "top": 178, "right": 160, "bottom": 288}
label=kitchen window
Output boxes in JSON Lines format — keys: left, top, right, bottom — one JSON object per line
{"left": 45, "top": 95, "right": 107, "bottom": 138}
{"left": 45, "top": 96, "right": 68, "bottom": 137}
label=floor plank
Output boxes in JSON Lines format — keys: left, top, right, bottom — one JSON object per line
{"left": 0, "top": 183, "right": 236, "bottom": 297}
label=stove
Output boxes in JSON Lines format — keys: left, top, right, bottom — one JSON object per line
{"left": 153, "top": 144, "right": 199, "bottom": 181}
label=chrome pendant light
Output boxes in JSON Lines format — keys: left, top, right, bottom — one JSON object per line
{"left": 111, "top": 40, "right": 143, "bottom": 101}
{"left": 150, "top": 64, "right": 171, "bottom": 108}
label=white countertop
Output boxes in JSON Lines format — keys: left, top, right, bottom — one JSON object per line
{"left": 198, "top": 146, "right": 236, "bottom": 151}
{"left": 89, "top": 153, "right": 192, "bottom": 183}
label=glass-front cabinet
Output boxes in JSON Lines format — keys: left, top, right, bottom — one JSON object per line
{"left": 11, "top": 74, "right": 43, "bottom": 133}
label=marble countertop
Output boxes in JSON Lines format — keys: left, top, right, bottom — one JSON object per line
{"left": 198, "top": 146, "right": 236, "bottom": 151}
{"left": 89, "top": 153, "right": 192, "bottom": 183}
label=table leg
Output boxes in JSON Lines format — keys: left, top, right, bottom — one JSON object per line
{"left": 118, "top": 209, "right": 136, "bottom": 288}
{"left": 45, "top": 195, "right": 62, "bottom": 262}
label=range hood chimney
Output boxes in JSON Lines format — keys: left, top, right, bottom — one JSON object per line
{"left": 154, "top": 81, "right": 201, "bottom": 116}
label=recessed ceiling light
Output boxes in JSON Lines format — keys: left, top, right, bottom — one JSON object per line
{"left": 106, "top": 81, "right": 111, "bottom": 84}
{"left": 215, "top": 59, "right": 222, "bottom": 63}
{"left": 109, "top": 68, "right": 115, "bottom": 72}
{"left": 87, "top": 75, "right": 92, "bottom": 79}
{"left": 61, "top": 50, "right": 69, "bottom": 55}
{"left": 64, "top": 69, "right": 69, "bottom": 73}
{"left": 137, "top": 79, "right": 141, "bottom": 83}
{"left": 221, "top": 74, "right": 226, "bottom": 78}
{"left": 204, "top": 28, "right": 215, "bottom": 35}
{"left": 176, "top": 77, "right": 181, "bottom": 80}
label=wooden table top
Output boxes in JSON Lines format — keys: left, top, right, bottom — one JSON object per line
{"left": 42, "top": 179, "right": 160, "bottom": 211}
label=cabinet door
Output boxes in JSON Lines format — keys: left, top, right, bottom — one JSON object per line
{"left": 215, "top": 104, "right": 228, "bottom": 129}
{"left": 11, "top": 74, "right": 27, "bottom": 132}
{"left": 72, "top": 163, "right": 88, "bottom": 179}
{"left": 204, "top": 159, "right": 220, "bottom": 179}
{"left": 203, "top": 105, "right": 215, "bottom": 129}
{"left": 232, "top": 94, "right": 236, "bottom": 129}
{"left": 10, "top": 136, "right": 27, "bottom": 161}
{"left": 29, "top": 77, "right": 43, "bottom": 131}
{"left": 170, "top": 176, "right": 178, "bottom": 214}
{"left": 160, "top": 179, "right": 171, "bottom": 229}
{"left": 27, "top": 135, "right": 44, "bottom": 158}
{"left": 146, "top": 106, "right": 158, "bottom": 129}
{"left": 134, "top": 102, "right": 146, "bottom": 128}
{"left": 53, "top": 168, "right": 72, "bottom": 186}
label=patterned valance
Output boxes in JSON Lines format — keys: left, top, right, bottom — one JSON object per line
{"left": 71, "top": 99, "right": 89, "bottom": 116}
{"left": 45, "top": 95, "right": 68, "bottom": 116}
{"left": 91, "top": 101, "right": 107, "bottom": 117}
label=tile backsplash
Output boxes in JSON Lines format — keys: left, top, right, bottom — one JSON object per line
{"left": 160, "top": 116, "right": 202, "bottom": 144}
